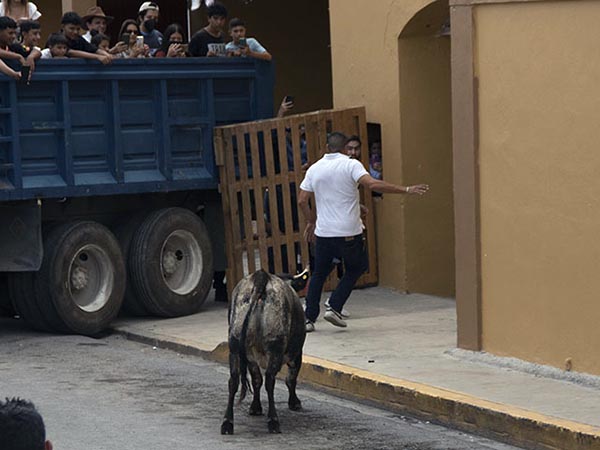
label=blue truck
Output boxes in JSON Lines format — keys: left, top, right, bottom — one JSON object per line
{"left": 0, "top": 58, "right": 274, "bottom": 335}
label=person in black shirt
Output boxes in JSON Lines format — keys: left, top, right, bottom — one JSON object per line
{"left": 0, "top": 19, "right": 41, "bottom": 82}
{"left": 59, "top": 12, "right": 112, "bottom": 64}
{"left": 188, "top": 1, "right": 227, "bottom": 57}
{"left": 0, "top": 17, "right": 21, "bottom": 80}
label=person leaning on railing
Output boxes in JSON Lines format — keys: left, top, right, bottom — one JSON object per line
{"left": 154, "top": 23, "right": 187, "bottom": 58}
{"left": 0, "top": 16, "right": 23, "bottom": 80}
{"left": 58, "top": 12, "right": 111, "bottom": 65}
{"left": 0, "top": 19, "right": 41, "bottom": 82}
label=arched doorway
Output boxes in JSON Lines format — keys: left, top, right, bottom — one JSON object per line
{"left": 399, "top": 0, "right": 454, "bottom": 297}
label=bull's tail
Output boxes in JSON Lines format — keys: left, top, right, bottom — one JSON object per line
{"left": 236, "top": 270, "right": 271, "bottom": 404}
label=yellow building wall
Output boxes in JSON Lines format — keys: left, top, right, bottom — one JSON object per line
{"left": 33, "top": 0, "right": 97, "bottom": 40}
{"left": 475, "top": 1, "right": 600, "bottom": 374}
{"left": 329, "top": 0, "right": 455, "bottom": 295}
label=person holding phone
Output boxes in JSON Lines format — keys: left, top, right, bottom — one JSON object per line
{"left": 226, "top": 18, "right": 271, "bottom": 61}
{"left": 154, "top": 23, "right": 187, "bottom": 58}
{"left": 137, "top": 2, "right": 163, "bottom": 56}
{"left": 115, "top": 19, "right": 148, "bottom": 59}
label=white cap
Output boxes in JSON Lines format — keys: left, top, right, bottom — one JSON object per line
{"left": 139, "top": 2, "right": 159, "bottom": 13}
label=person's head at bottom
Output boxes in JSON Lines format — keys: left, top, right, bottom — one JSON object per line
{"left": 0, "top": 398, "right": 53, "bottom": 450}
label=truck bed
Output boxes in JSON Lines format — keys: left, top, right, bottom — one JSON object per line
{"left": 0, "top": 58, "right": 274, "bottom": 201}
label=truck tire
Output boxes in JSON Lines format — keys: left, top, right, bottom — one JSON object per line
{"left": 25, "top": 221, "right": 126, "bottom": 336}
{"left": 8, "top": 272, "right": 60, "bottom": 332}
{"left": 113, "top": 215, "right": 151, "bottom": 316}
{"left": 129, "top": 208, "right": 213, "bottom": 317}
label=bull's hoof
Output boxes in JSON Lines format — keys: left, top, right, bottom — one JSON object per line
{"left": 289, "top": 399, "right": 302, "bottom": 411}
{"left": 249, "top": 403, "right": 263, "bottom": 416}
{"left": 221, "top": 419, "right": 234, "bottom": 435}
{"left": 268, "top": 419, "right": 281, "bottom": 434}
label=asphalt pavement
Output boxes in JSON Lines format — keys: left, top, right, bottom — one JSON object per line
{"left": 112, "top": 287, "right": 600, "bottom": 450}
{"left": 0, "top": 324, "right": 523, "bottom": 450}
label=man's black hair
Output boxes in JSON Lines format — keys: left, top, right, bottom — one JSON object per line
{"left": 91, "top": 33, "right": 110, "bottom": 47}
{"left": 0, "top": 398, "right": 46, "bottom": 450}
{"left": 19, "top": 20, "right": 41, "bottom": 34}
{"left": 61, "top": 11, "right": 83, "bottom": 26}
{"left": 0, "top": 16, "right": 17, "bottom": 31}
{"left": 327, "top": 132, "right": 348, "bottom": 152}
{"left": 346, "top": 135, "right": 362, "bottom": 146}
{"left": 47, "top": 33, "right": 69, "bottom": 48}
{"left": 207, "top": 1, "right": 228, "bottom": 18}
{"left": 229, "top": 18, "right": 245, "bottom": 30}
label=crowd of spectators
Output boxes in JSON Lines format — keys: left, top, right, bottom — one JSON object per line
{"left": 0, "top": 1, "right": 272, "bottom": 81}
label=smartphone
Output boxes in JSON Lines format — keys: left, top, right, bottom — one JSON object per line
{"left": 136, "top": 36, "right": 144, "bottom": 48}
{"left": 180, "top": 43, "right": 189, "bottom": 53}
{"left": 121, "top": 33, "right": 130, "bottom": 45}
{"left": 284, "top": 95, "right": 294, "bottom": 104}
{"left": 238, "top": 37, "right": 247, "bottom": 47}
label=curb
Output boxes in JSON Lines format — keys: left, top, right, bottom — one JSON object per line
{"left": 114, "top": 328, "right": 600, "bottom": 450}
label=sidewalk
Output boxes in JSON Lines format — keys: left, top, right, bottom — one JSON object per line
{"left": 113, "top": 287, "right": 600, "bottom": 450}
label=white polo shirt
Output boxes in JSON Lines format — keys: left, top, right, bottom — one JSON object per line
{"left": 300, "top": 152, "right": 368, "bottom": 238}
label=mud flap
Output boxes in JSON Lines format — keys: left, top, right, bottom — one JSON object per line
{"left": 0, "top": 201, "right": 42, "bottom": 271}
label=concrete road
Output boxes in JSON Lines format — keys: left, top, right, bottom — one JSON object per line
{"left": 0, "top": 320, "right": 523, "bottom": 450}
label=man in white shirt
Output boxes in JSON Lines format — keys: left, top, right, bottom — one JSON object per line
{"left": 298, "top": 132, "right": 429, "bottom": 331}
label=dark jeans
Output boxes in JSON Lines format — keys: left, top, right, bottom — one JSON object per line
{"left": 305, "top": 234, "right": 368, "bottom": 323}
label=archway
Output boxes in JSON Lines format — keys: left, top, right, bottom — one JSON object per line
{"left": 399, "top": 0, "right": 454, "bottom": 297}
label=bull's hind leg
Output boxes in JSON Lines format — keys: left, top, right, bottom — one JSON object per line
{"left": 265, "top": 353, "right": 284, "bottom": 433}
{"left": 221, "top": 352, "right": 240, "bottom": 435}
{"left": 286, "top": 353, "right": 303, "bottom": 411}
{"left": 248, "top": 362, "right": 263, "bottom": 416}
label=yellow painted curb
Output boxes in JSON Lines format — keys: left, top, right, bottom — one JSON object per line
{"left": 298, "top": 355, "right": 600, "bottom": 450}
{"left": 115, "top": 329, "right": 600, "bottom": 450}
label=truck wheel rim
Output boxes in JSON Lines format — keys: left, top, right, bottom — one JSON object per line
{"left": 160, "top": 230, "right": 203, "bottom": 295}
{"left": 68, "top": 244, "right": 114, "bottom": 313}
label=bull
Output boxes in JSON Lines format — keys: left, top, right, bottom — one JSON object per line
{"left": 221, "top": 269, "right": 306, "bottom": 434}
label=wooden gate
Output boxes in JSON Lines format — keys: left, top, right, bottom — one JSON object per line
{"left": 214, "top": 107, "right": 378, "bottom": 292}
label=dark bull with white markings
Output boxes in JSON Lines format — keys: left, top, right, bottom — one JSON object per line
{"left": 221, "top": 269, "right": 307, "bottom": 434}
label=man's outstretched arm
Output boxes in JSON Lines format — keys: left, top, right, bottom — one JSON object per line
{"left": 358, "top": 174, "right": 429, "bottom": 195}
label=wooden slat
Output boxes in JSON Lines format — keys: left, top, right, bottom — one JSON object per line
{"left": 262, "top": 126, "right": 284, "bottom": 273}
{"left": 289, "top": 116, "right": 310, "bottom": 271}
{"left": 222, "top": 127, "right": 244, "bottom": 282}
{"left": 275, "top": 119, "right": 297, "bottom": 273}
{"left": 215, "top": 129, "right": 235, "bottom": 289}
{"left": 248, "top": 123, "right": 269, "bottom": 271}
{"left": 235, "top": 126, "right": 256, "bottom": 275}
